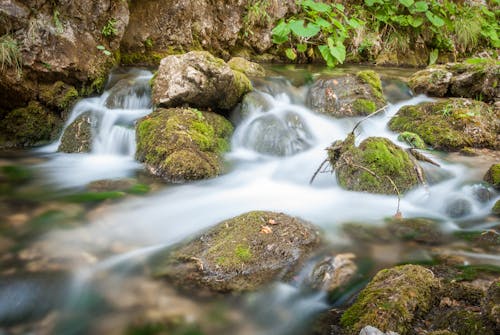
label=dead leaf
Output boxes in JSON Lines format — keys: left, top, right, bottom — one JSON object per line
{"left": 260, "top": 225, "right": 273, "bottom": 234}
{"left": 268, "top": 219, "right": 278, "bottom": 225}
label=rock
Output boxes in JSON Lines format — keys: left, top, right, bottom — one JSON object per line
{"left": 431, "top": 309, "right": 494, "bottom": 335}
{"left": 308, "top": 253, "right": 358, "bottom": 293}
{"left": 135, "top": 107, "right": 233, "bottom": 182}
{"left": 389, "top": 98, "right": 499, "bottom": 151}
{"left": 387, "top": 217, "right": 445, "bottom": 245}
{"left": 359, "top": 326, "right": 399, "bottom": 335}
{"left": 492, "top": 201, "right": 500, "bottom": 216}
{"left": 228, "top": 57, "right": 266, "bottom": 77}
{"left": 340, "top": 265, "right": 438, "bottom": 334}
{"left": 57, "top": 112, "right": 93, "bottom": 153}
{"left": 0, "top": 102, "right": 62, "bottom": 148}
{"left": 38, "top": 81, "right": 79, "bottom": 114}
{"left": 105, "top": 78, "right": 152, "bottom": 109}
{"left": 397, "top": 132, "right": 426, "bottom": 149}
{"left": 408, "top": 60, "right": 500, "bottom": 102}
{"left": 445, "top": 198, "right": 473, "bottom": 218}
{"left": 483, "top": 164, "right": 500, "bottom": 190}
{"left": 86, "top": 179, "right": 137, "bottom": 193}
{"left": 482, "top": 279, "right": 500, "bottom": 331}
{"left": 152, "top": 51, "right": 252, "bottom": 111}
{"left": 235, "top": 91, "right": 273, "bottom": 122}
{"left": 240, "top": 112, "right": 313, "bottom": 156}
{"left": 306, "top": 71, "right": 386, "bottom": 117}
{"left": 330, "top": 135, "right": 420, "bottom": 195}
{"left": 382, "top": 80, "right": 413, "bottom": 103}
{"left": 152, "top": 211, "right": 321, "bottom": 293}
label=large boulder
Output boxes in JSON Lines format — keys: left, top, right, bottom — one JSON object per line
{"left": 152, "top": 211, "right": 321, "bottom": 293}
{"left": 408, "top": 60, "right": 500, "bottom": 102}
{"left": 483, "top": 164, "right": 500, "bottom": 190}
{"left": 329, "top": 135, "right": 420, "bottom": 195}
{"left": 389, "top": 98, "right": 499, "bottom": 151}
{"left": 306, "top": 70, "right": 386, "bottom": 117}
{"left": 340, "top": 265, "right": 438, "bottom": 334}
{"left": 227, "top": 57, "right": 266, "bottom": 77}
{"left": 57, "top": 112, "right": 93, "bottom": 153}
{"left": 152, "top": 51, "right": 252, "bottom": 112}
{"left": 135, "top": 107, "right": 233, "bottom": 182}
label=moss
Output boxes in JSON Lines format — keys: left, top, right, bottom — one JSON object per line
{"left": 356, "top": 70, "right": 384, "bottom": 101}
{"left": 386, "top": 217, "right": 443, "bottom": 244}
{"left": 0, "top": 165, "right": 32, "bottom": 183}
{"left": 62, "top": 191, "right": 126, "bottom": 203}
{"left": 340, "top": 265, "right": 438, "bottom": 334}
{"left": 397, "top": 132, "right": 426, "bottom": 149}
{"left": 163, "top": 150, "right": 219, "bottom": 181}
{"left": 389, "top": 98, "right": 498, "bottom": 151}
{"left": 39, "top": 81, "right": 79, "bottom": 111}
{"left": 126, "top": 183, "right": 150, "bottom": 195}
{"left": 432, "top": 310, "right": 493, "bottom": 335}
{"left": 121, "top": 50, "right": 178, "bottom": 66}
{"left": 453, "top": 264, "right": 500, "bottom": 282}
{"left": 352, "top": 98, "right": 376, "bottom": 115}
{"left": 484, "top": 164, "right": 500, "bottom": 189}
{"left": 492, "top": 200, "right": 500, "bottom": 216}
{"left": 223, "top": 69, "right": 253, "bottom": 110}
{"left": 227, "top": 57, "right": 266, "bottom": 77}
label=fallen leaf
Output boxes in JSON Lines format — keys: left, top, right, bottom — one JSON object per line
{"left": 260, "top": 225, "right": 273, "bottom": 234}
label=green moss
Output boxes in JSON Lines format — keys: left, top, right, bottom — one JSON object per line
{"left": 352, "top": 99, "right": 376, "bottom": 115}
{"left": 453, "top": 264, "right": 500, "bottom": 282}
{"left": 126, "top": 183, "right": 150, "bottom": 195}
{"left": 397, "top": 132, "right": 426, "bottom": 149}
{"left": 62, "top": 191, "right": 126, "bottom": 203}
{"left": 340, "top": 265, "right": 438, "bottom": 334}
{"left": 356, "top": 70, "right": 384, "bottom": 100}
{"left": 492, "top": 200, "right": 500, "bottom": 216}
{"left": 0, "top": 165, "right": 32, "bottom": 183}
{"left": 432, "top": 310, "right": 493, "bottom": 335}
{"left": 484, "top": 164, "right": 500, "bottom": 189}
{"left": 121, "top": 50, "right": 178, "bottom": 66}
{"left": 227, "top": 57, "right": 266, "bottom": 77}
{"left": 39, "top": 81, "right": 79, "bottom": 111}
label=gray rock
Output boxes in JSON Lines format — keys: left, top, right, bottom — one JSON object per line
{"left": 57, "top": 112, "right": 93, "bottom": 153}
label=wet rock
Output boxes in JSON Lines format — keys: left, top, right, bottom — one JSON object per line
{"left": 430, "top": 309, "right": 494, "bottom": 335}
{"left": 492, "top": 200, "right": 500, "bottom": 216}
{"left": 389, "top": 98, "right": 499, "bottom": 151}
{"left": 105, "top": 78, "right": 152, "bottom": 109}
{"left": 308, "top": 253, "right": 358, "bottom": 293}
{"left": 483, "top": 164, "right": 500, "bottom": 190}
{"left": 152, "top": 211, "right": 321, "bottom": 293}
{"left": 241, "top": 112, "right": 313, "bottom": 156}
{"left": 235, "top": 91, "right": 273, "bottom": 121}
{"left": 408, "top": 60, "right": 500, "bottom": 102}
{"left": 228, "top": 57, "right": 266, "bottom": 77}
{"left": 152, "top": 51, "right": 252, "bottom": 112}
{"left": 471, "top": 184, "right": 494, "bottom": 203}
{"left": 445, "top": 198, "right": 472, "bottom": 218}
{"left": 86, "top": 178, "right": 139, "bottom": 193}
{"left": 57, "top": 112, "right": 93, "bottom": 153}
{"left": 397, "top": 132, "right": 426, "bottom": 149}
{"left": 330, "top": 135, "right": 420, "bottom": 195}
{"left": 482, "top": 279, "right": 500, "bottom": 331}
{"left": 340, "top": 265, "right": 438, "bottom": 334}
{"left": 135, "top": 107, "right": 233, "bottom": 182}
{"left": 387, "top": 218, "right": 445, "bottom": 245}
{"left": 382, "top": 80, "right": 413, "bottom": 103}
{"left": 306, "top": 70, "right": 386, "bottom": 117}
{"left": 359, "top": 326, "right": 399, "bottom": 335}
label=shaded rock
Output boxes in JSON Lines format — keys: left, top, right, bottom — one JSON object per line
{"left": 152, "top": 211, "right": 321, "bottom": 293}
{"left": 105, "top": 77, "right": 152, "bottom": 109}
{"left": 430, "top": 309, "right": 494, "bottom": 335}
{"left": 482, "top": 279, "right": 500, "bottom": 331}
{"left": 308, "top": 253, "right": 358, "bottom": 293}
{"left": 57, "top": 112, "right": 93, "bottom": 153}
{"left": 359, "top": 326, "right": 399, "bottom": 335}
{"left": 445, "top": 198, "right": 473, "bottom": 218}
{"left": 340, "top": 265, "right": 438, "bottom": 334}
{"left": 387, "top": 218, "right": 444, "bottom": 245}
{"left": 228, "top": 57, "right": 266, "bottom": 77}
{"left": 306, "top": 71, "right": 386, "bottom": 117}
{"left": 382, "top": 79, "right": 413, "bottom": 103}
{"left": 38, "top": 81, "right": 79, "bottom": 114}
{"left": 152, "top": 51, "right": 252, "bottom": 111}
{"left": 135, "top": 107, "right": 233, "bottom": 182}
{"left": 408, "top": 60, "right": 500, "bottom": 102}
{"left": 483, "top": 164, "right": 500, "bottom": 190}
{"left": 330, "top": 135, "right": 420, "bottom": 195}
{"left": 240, "top": 112, "right": 313, "bottom": 156}
{"left": 389, "top": 98, "right": 499, "bottom": 151}
{"left": 235, "top": 91, "right": 273, "bottom": 122}
{"left": 492, "top": 201, "right": 500, "bottom": 216}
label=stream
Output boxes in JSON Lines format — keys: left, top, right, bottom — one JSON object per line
{"left": 0, "top": 65, "right": 499, "bottom": 335}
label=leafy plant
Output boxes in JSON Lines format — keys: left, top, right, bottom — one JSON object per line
{"left": 243, "top": 0, "right": 271, "bottom": 37}
{"left": 102, "top": 18, "right": 118, "bottom": 38}
{"left": 97, "top": 44, "right": 112, "bottom": 56}
{"left": 53, "top": 9, "right": 64, "bottom": 34}
{"left": 0, "top": 34, "right": 22, "bottom": 75}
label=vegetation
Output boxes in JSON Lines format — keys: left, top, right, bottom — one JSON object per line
{"left": 102, "top": 18, "right": 118, "bottom": 38}
{"left": 0, "top": 34, "right": 22, "bottom": 75}
{"left": 272, "top": 0, "right": 500, "bottom": 67}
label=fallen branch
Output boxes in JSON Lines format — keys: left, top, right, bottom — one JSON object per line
{"left": 351, "top": 105, "right": 388, "bottom": 135}
{"left": 386, "top": 175, "right": 402, "bottom": 217}
{"left": 408, "top": 148, "right": 441, "bottom": 167}
{"left": 309, "top": 158, "right": 330, "bottom": 184}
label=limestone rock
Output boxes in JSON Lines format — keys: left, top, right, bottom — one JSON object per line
{"left": 58, "top": 112, "right": 93, "bottom": 153}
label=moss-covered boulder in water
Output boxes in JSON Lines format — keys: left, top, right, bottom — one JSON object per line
{"left": 152, "top": 51, "right": 252, "bottom": 111}
{"left": 408, "top": 60, "right": 500, "bottom": 102}
{"left": 306, "top": 70, "right": 386, "bottom": 117}
{"left": 39, "top": 81, "right": 79, "bottom": 113}
{"left": 331, "top": 135, "right": 420, "bottom": 195}
{"left": 484, "top": 164, "right": 500, "bottom": 190}
{"left": 389, "top": 98, "right": 499, "bottom": 151}
{"left": 227, "top": 57, "right": 266, "bottom": 77}
{"left": 0, "top": 101, "right": 62, "bottom": 148}
{"left": 340, "top": 265, "right": 438, "bottom": 334}
{"left": 135, "top": 107, "right": 233, "bottom": 182}
{"left": 153, "top": 211, "right": 321, "bottom": 293}
{"left": 58, "top": 112, "right": 93, "bottom": 153}
{"left": 397, "top": 131, "right": 426, "bottom": 149}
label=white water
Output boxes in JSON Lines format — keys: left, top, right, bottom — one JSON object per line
{"left": 29, "top": 68, "right": 499, "bottom": 334}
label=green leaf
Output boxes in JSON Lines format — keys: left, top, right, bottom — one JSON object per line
{"left": 318, "top": 44, "right": 335, "bottom": 67}
{"left": 429, "top": 49, "right": 438, "bottom": 65}
{"left": 315, "top": 17, "right": 332, "bottom": 29}
{"left": 289, "top": 19, "right": 321, "bottom": 38}
{"left": 347, "top": 18, "right": 364, "bottom": 29}
{"left": 408, "top": 16, "right": 424, "bottom": 28}
{"left": 365, "top": 0, "right": 384, "bottom": 6}
{"left": 481, "top": 6, "right": 495, "bottom": 17}
{"left": 334, "top": 3, "right": 345, "bottom": 12}
{"left": 271, "top": 21, "right": 290, "bottom": 44}
{"left": 285, "top": 48, "right": 297, "bottom": 60}
{"left": 297, "top": 43, "right": 308, "bottom": 52}
{"left": 425, "top": 11, "right": 445, "bottom": 27}
{"left": 399, "top": 0, "right": 414, "bottom": 7}
{"left": 301, "top": 0, "right": 331, "bottom": 13}
{"left": 328, "top": 37, "right": 346, "bottom": 64}
{"left": 413, "top": 1, "right": 428, "bottom": 12}
{"left": 103, "top": 50, "right": 112, "bottom": 56}
{"left": 97, "top": 45, "right": 106, "bottom": 50}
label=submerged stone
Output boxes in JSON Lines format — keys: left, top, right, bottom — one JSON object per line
{"left": 105, "top": 78, "right": 152, "bottom": 109}
{"left": 152, "top": 211, "right": 321, "bottom": 293}
{"left": 389, "top": 98, "right": 499, "bottom": 151}
{"left": 135, "top": 107, "right": 233, "bottom": 182}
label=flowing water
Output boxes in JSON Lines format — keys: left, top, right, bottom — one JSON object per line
{"left": 0, "top": 66, "right": 499, "bottom": 334}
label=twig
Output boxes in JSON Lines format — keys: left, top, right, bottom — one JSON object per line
{"left": 309, "top": 158, "right": 329, "bottom": 184}
{"left": 385, "top": 175, "right": 401, "bottom": 215}
{"left": 343, "top": 156, "right": 379, "bottom": 179}
{"left": 408, "top": 148, "right": 441, "bottom": 167}
{"left": 351, "top": 105, "right": 388, "bottom": 134}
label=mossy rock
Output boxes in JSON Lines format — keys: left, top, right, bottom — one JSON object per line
{"left": 227, "top": 57, "right": 266, "bottom": 77}
{"left": 39, "top": 81, "right": 79, "bottom": 112}
{"left": 397, "top": 132, "right": 426, "bottom": 149}
{"left": 340, "top": 264, "right": 438, "bottom": 334}
{"left": 483, "top": 164, "right": 500, "bottom": 190}
{"left": 58, "top": 112, "right": 93, "bottom": 153}
{"left": 332, "top": 136, "right": 420, "bottom": 195}
{"left": 386, "top": 217, "right": 445, "bottom": 245}
{"left": 152, "top": 211, "right": 321, "bottom": 293}
{"left": 389, "top": 98, "right": 499, "bottom": 151}
{"left": 0, "top": 101, "right": 62, "bottom": 148}
{"left": 135, "top": 107, "right": 233, "bottom": 182}
{"left": 306, "top": 71, "right": 386, "bottom": 117}
{"left": 431, "top": 309, "right": 494, "bottom": 335}
{"left": 482, "top": 280, "right": 500, "bottom": 331}
{"left": 492, "top": 201, "right": 500, "bottom": 216}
